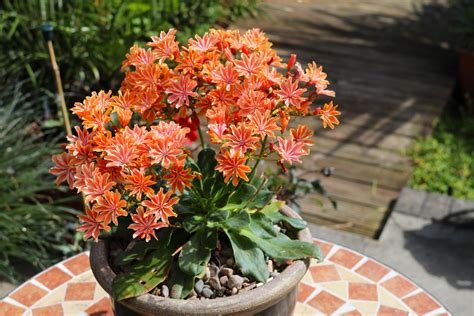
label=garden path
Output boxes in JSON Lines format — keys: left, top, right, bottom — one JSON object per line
{"left": 236, "top": 0, "right": 455, "bottom": 237}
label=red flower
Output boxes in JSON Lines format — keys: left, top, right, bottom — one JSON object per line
{"left": 215, "top": 150, "right": 251, "bottom": 186}
{"left": 129, "top": 206, "right": 167, "bottom": 242}
{"left": 142, "top": 188, "right": 179, "bottom": 223}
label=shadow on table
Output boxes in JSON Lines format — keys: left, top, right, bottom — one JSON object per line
{"left": 402, "top": 209, "right": 474, "bottom": 290}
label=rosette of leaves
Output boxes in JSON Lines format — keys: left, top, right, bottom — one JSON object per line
{"left": 111, "top": 148, "right": 322, "bottom": 300}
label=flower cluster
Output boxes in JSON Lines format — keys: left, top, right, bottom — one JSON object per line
{"left": 50, "top": 28, "right": 340, "bottom": 242}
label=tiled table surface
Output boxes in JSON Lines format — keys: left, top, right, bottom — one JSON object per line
{"left": 0, "top": 238, "right": 450, "bottom": 316}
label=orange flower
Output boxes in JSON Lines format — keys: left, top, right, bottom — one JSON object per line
{"left": 290, "top": 125, "right": 314, "bottom": 153}
{"left": 163, "top": 160, "right": 195, "bottom": 194}
{"left": 148, "top": 138, "right": 182, "bottom": 169}
{"left": 165, "top": 75, "right": 198, "bottom": 108}
{"left": 142, "top": 188, "right": 179, "bottom": 223}
{"left": 129, "top": 206, "right": 167, "bottom": 242}
{"left": 319, "top": 101, "right": 341, "bottom": 129}
{"left": 77, "top": 207, "right": 110, "bottom": 241}
{"left": 224, "top": 124, "right": 259, "bottom": 154}
{"left": 125, "top": 169, "right": 156, "bottom": 201}
{"left": 82, "top": 172, "right": 116, "bottom": 203}
{"left": 234, "top": 53, "right": 263, "bottom": 76}
{"left": 215, "top": 150, "right": 251, "bottom": 186}
{"left": 237, "top": 90, "right": 267, "bottom": 116}
{"left": 122, "top": 45, "right": 156, "bottom": 70}
{"left": 50, "top": 153, "right": 79, "bottom": 189}
{"left": 147, "top": 29, "right": 179, "bottom": 62}
{"left": 274, "top": 77, "right": 307, "bottom": 108}
{"left": 188, "top": 33, "right": 215, "bottom": 52}
{"left": 125, "top": 63, "right": 169, "bottom": 92}
{"left": 210, "top": 63, "right": 240, "bottom": 90}
{"left": 104, "top": 135, "right": 138, "bottom": 169}
{"left": 95, "top": 191, "right": 128, "bottom": 225}
{"left": 250, "top": 110, "right": 280, "bottom": 139}
{"left": 305, "top": 62, "right": 329, "bottom": 87}
{"left": 274, "top": 136, "right": 305, "bottom": 165}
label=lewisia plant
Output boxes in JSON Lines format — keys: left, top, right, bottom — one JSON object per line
{"left": 50, "top": 28, "right": 340, "bottom": 300}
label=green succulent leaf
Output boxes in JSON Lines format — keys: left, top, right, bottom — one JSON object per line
{"left": 249, "top": 212, "right": 278, "bottom": 238}
{"left": 114, "top": 228, "right": 171, "bottom": 266}
{"left": 182, "top": 215, "right": 205, "bottom": 233}
{"left": 220, "top": 183, "right": 257, "bottom": 210}
{"left": 179, "top": 228, "right": 217, "bottom": 277}
{"left": 112, "top": 229, "right": 188, "bottom": 301}
{"left": 198, "top": 148, "right": 217, "bottom": 178}
{"left": 166, "top": 262, "right": 195, "bottom": 299}
{"left": 261, "top": 201, "right": 307, "bottom": 230}
{"left": 225, "top": 229, "right": 269, "bottom": 283}
{"left": 113, "top": 249, "right": 172, "bottom": 301}
{"left": 242, "top": 226, "right": 323, "bottom": 262}
{"left": 225, "top": 210, "right": 251, "bottom": 229}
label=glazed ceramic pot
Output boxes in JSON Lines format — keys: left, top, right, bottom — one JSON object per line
{"left": 90, "top": 205, "right": 312, "bottom": 316}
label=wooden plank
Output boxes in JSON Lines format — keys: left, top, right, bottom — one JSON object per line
{"left": 310, "top": 124, "right": 415, "bottom": 152}
{"left": 296, "top": 173, "right": 400, "bottom": 208}
{"left": 235, "top": 0, "right": 453, "bottom": 238}
{"left": 308, "top": 137, "right": 412, "bottom": 171}
{"left": 296, "top": 156, "right": 410, "bottom": 190}
{"left": 310, "top": 112, "right": 428, "bottom": 137}
{"left": 298, "top": 195, "right": 387, "bottom": 238}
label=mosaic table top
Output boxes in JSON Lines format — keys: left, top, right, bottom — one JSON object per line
{"left": 0, "top": 238, "right": 449, "bottom": 315}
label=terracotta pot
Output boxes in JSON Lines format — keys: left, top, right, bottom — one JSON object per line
{"left": 90, "top": 205, "right": 312, "bottom": 316}
{"left": 457, "top": 49, "right": 474, "bottom": 98}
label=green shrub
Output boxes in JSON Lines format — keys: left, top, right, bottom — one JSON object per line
{"left": 0, "top": 0, "right": 262, "bottom": 96}
{"left": 0, "top": 80, "right": 84, "bottom": 283}
{"left": 450, "top": 0, "right": 474, "bottom": 51}
{"left": 407, "top": 100, "right": 474, "bottom": 200}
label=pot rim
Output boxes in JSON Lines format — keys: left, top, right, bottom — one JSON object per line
{"left": 90, "top": 204, "right": 312, "bottom": 315}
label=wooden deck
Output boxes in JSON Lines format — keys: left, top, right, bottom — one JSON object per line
{"left": 236, "top": 0, "right": 455, "bottom": 238}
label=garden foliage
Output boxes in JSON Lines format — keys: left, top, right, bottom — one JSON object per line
{"left": 0, "top": 80, "right": 83, "bottom": 283}
{"left": 408, "top": 100, "right": 474, "bottom": 200}
{"left": 0, "top": 0, "right": 262, "bottom": 96}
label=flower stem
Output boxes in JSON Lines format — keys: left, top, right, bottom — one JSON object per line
{"left": 197, "top": 125, "right": 206, "bottom": 149}
{"left": 249, "top": 136, "right": 267, "bottom": 181}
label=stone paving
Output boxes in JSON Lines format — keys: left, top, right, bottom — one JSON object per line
{"left": 308, "top": 188, "right": 474, "bottom": 316}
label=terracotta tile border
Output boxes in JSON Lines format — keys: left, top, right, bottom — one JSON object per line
{"left": 0, "top": 240, "right": 451, "bottom": 316}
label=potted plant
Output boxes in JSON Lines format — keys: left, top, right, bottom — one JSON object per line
{"left": 452, "top": 0, "right": 474, "bottom": 98}
{"left": 50, "top": 28, "right": 340, "bottom": 315}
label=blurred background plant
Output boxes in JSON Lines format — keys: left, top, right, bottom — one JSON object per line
{"left": 0, "top": 78, "right": 84, "bottom": 283}
{"left": 266, "top": 166, "right": 337, "bottom": 213}
{"left": 0, "top": 0, "right": 262, "bottom": 99}
{"left": 450, "top": 0, "right": 474, "bottom": 51}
